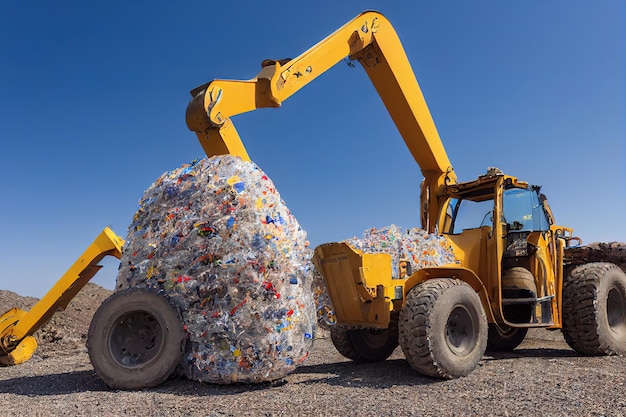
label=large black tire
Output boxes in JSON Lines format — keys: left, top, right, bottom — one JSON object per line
{"left": 562, "top": 262, "right": 626, "bottom": 355}
{"left": 88, "top": 288, "right": 186, "bottom": 390}
{"left": 330, "top": 326, "right": 398, "bottom": 362}
{"left": 487, "top": 324, "right": 528, "bottom": 351}
{"left": 399, "top": 278, "right": 487, "bottom": 379}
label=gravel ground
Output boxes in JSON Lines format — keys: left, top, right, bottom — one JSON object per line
{"left": 1, "top": 331, "right": 626, "bottom": 416}
{"left": 2, "top": 279, "right": 626, "bottom": 416}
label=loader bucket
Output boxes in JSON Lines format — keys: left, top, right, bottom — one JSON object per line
{"left": 313, "top": 243, "right": 391, "bottom": 328}
{"left": 0, "top": 308, "right": 37, "bottom": 366}
{"left": 0, "top": 336, "right": 37, "bottom": 366}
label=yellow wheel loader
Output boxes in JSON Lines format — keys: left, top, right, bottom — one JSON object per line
{"left": 185, "top": 10, "right": 626, "bottom": 378}
{"left": 2, "top": 10, "right": 624, "bottom": 388}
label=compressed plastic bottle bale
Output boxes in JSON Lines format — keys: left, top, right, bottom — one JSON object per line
{"left": 116, "top": 156, "right": 316, "bottom": 384}
{"left": 315, "top": 225, "right": 458, "bottom": 323}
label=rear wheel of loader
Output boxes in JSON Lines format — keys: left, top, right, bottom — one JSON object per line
{"left": 562, "top": 262, "right": 626, "bottom": 355}
{"left": 399, "top": 278, "right": 487, "bottom": 379}
{"left": 87, "top": 288, "right": 186, "bottom": 390}
{"left": 330, "top": 326, "right": 398, "bottom": 362}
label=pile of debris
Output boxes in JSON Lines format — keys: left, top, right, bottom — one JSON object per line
{"left": 565, "top": 242, "right": 626, "bottom": 273}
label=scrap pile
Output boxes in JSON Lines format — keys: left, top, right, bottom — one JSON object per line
{"left": 117, "top": 156, "right": 316, "bottom": 384}
{"left": 565, "top": 242, "right": 626, "bottom": 273}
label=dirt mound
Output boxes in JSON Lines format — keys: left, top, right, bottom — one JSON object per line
{"left": 0, "top": 283, "right": 112, "bottom": 357}
{"left": 0, "top": 290, "right": 38, "bottom": 311}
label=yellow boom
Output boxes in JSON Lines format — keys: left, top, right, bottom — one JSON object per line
{"left": 186, "top": 10, "right": 456, "bottom": 232}
{"left": 0, "top": 227, "right": 124, "bottom": 365}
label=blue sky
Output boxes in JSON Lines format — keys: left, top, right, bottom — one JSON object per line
{"left": 1, "top": 1, "right": 624, "bottom": 298}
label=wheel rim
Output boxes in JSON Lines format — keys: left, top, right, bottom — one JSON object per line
{"left": 607, "top": 286, "right": 626, "bottom": 334}
{"left": 445, "top": 305, "right": 476, "bottom": 355}
{"left": 109, "top": 310, "right": 164, "bottom": 368}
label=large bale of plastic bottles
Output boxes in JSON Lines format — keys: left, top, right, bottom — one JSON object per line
{"left": 116, "top": 156, "right": 316, "bottom": 384}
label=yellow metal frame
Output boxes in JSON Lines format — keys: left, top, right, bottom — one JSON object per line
{"left": 186, "top": 10, "right": 456, "bottom": 232}
{"left": 0, "top": 227, "right": 124, "bottom": 365}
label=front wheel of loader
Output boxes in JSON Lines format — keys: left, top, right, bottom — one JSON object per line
{"left": 399, "top": 278, "right": 487, "bottom": 379}
{"left": 330, "top": 326, "right": 398, "bottom": 362}
{"left": 562, "top": 262, "right": 626, "bottom": 356}
{"left": 88, "top": 288, "right": 186, "bottom": 390}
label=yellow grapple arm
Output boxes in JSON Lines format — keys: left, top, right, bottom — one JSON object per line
{"left": 186, "top": 10, "right": 456, "bottom": 232}
{"left": 0, "top": 227, "right": 124, "bottom": 365}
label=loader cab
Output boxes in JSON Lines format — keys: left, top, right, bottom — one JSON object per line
{"left": 439, "top": 172, "right": 558, "bottom": 329}
{"left": 443, "top": 183, "right": 551, "bottom": 236}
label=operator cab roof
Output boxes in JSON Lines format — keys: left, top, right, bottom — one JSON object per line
{"left": 446, "top": 168, "right": 529, "bottom": 202}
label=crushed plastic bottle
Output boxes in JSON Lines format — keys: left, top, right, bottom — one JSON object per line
{"left": 117, "top": 156, "right": 316, "bottom": 384}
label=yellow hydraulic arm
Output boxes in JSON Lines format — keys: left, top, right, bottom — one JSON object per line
{"left": 0, "top": 227, "right": 124, "bottom": 365}
{"left": 186, "top": 10, "right": 457, "bottom": 232}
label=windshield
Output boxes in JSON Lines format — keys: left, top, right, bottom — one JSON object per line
{"left": 502, "top": 188, "right": 550, "bottom": 232}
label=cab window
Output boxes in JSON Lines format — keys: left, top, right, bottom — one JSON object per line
{"left": 502, "top": 188, "right": 550, "bottom": 232}
{"left": 447, "top": 197, "right": 494, "bottom": 234}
